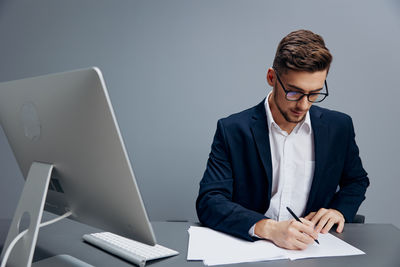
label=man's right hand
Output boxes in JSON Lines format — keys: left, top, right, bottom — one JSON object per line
{"left": 254, "top": 218, "right": 318, "bottom": 250}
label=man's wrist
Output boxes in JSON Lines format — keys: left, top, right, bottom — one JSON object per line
{"left": 254, "top": 218, "right": 276, "bottom": 240}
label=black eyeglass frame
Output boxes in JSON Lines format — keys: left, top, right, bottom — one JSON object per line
{"left": 274, "top": 69, "right": 329, "bottom": 103}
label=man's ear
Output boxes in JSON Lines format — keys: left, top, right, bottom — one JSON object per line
{"left": 266, "top": 68, "right": 275, "bottom": 87}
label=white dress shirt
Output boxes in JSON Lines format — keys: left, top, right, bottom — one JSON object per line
{"left": 249, "top": 92, "right": 315, "bottom": 236}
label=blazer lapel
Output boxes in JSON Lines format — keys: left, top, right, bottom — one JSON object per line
{"left": 305, "top": 106, "right": 329, "bottom": 214}
{"left": 250, "top": 100, "right": 273, "bottom": 201}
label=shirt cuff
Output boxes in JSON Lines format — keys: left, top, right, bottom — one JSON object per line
{"left": 248, "top": 224, "right": 262, "bottom": 238}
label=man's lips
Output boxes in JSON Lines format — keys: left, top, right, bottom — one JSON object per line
{"left": 291, "top": 109, "right": 304, "bottom": 116}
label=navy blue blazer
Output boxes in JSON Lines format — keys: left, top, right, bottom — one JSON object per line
{"left": 196, "top": 99, "right": 369, "bottom": 241}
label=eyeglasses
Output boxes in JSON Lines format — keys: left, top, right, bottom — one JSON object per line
{"left": 274, "top": 69, "right": 329, "bottom": 103}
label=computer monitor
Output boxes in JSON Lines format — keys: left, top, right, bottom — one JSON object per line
{"left": 0, "top": 67, "right": 156, "bottom": 266}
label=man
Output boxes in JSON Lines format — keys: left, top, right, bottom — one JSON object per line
{"left": 196, "top": 29, "right": 369, "bottom": 250}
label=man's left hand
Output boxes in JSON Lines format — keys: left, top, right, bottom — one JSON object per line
{"left": 304, "top": 208, "right": 345, "bottom": 234}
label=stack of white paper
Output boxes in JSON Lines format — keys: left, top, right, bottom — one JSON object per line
{"left": 187, "top": 226, "right": 365, "bottom": 266}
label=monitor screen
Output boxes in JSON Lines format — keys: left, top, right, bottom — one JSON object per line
{"left": 0, "top": 67, "right": 156, "bottom": 245}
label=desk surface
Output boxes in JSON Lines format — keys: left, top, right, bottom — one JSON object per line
{"left": 1, "top": 218, "right": 400, "bottom": 267}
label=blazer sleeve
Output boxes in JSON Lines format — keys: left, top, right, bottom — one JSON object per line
{"left": 196, "top": 119, "right": 267, "bottom": 241}
{"left": 328, "top": 116, "right": 370, "bottom": 222}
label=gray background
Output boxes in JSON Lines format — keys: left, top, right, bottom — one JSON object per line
{"left": 0, "top": 0, "right": 399, "bottom": 227}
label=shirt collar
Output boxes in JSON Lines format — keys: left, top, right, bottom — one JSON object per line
{"left": 264, "top": 91, "right": 312, "bottom": 135}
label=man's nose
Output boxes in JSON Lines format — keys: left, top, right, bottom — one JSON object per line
{"left": 297, "top": 96, "right": 310, "bottom": 110}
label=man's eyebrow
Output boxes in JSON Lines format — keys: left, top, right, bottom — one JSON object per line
{"left": 287, "top": 83, "right": 323, "bottom": 93}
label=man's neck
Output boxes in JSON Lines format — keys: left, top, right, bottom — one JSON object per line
{"left": 268, "top": 93, "right": 297, "bottom": 134}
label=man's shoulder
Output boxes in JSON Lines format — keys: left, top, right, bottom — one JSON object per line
{"left": 218, "top": 99, "right": 265, "bottom": 128}
{"left": 310, "top": 105, "right": 353, "bottom": 125}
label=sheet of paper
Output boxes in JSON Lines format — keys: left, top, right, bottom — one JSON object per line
{"left": 286, "top": 232, "right": 365, "bottom": 260}
{"left": 187, "top": 226, "right": 286, "bottom": 265}
{"left": 187, "top": 226, "right": 365, "bottom": 266}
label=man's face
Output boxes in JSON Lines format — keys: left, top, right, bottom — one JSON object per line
{"left": 267, "top": 68, "right": 328, "bottom": 124}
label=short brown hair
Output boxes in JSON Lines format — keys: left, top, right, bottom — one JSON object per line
{"left": 272, "top": 29, "right": 332, "bottom": 75}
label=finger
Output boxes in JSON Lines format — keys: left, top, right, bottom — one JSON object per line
{"left": 295, "top": 221, "right": 318, "bottom": 240}
{"left": 310, "top": 208, "right": 327, "bottom": 225}
{"left": 321, "top": 218, "right": 336, "bottom": 234}
{"left": 300, "top": 218, "right": 315, "bottom": 228}
{"left": 315, "top": 213, "right": 330, "bottom": 233}
{"left": 283, "top": 225, "right": 305, "bottom": 250}
{"left": 291, "top": 238, "right": 309, "bottom": 250}
{"left": 296, "top": 230, "right": 315, "bottom": 245}
{"left": 336, "top": 219, "right": 345, "bottom": 233}
{"left": 304, "top": 212, "right": 315, "bottom": 220}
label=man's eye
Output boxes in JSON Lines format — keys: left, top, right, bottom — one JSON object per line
{"left": 287, "top": 91, "right": 302, "bottom": 96}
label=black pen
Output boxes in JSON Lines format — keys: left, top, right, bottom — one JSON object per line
{"left": 286, "top": 206, "right": 319, "bottom": 245}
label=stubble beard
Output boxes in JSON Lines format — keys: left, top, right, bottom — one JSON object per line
{"left": 273, "top": 90, "right": 306, "bottom": 124}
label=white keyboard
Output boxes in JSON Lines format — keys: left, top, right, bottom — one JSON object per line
{"left": 83, "top": 232, "right": 179, "bottom": 267}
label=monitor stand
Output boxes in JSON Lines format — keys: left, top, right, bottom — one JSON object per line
{"left": 33, "top": 255, "right": 93, "bottom": 267}
{"left": 0, "top": 162, "right": 92, "bottom": 267}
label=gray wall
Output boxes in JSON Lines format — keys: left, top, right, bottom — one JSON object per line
{"left": 0, "top": 0, "right": 399, "bottom": 227}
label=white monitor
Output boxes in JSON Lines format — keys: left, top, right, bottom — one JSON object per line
{"left": 0, "top": 67, "right": 156, "bottom": 266}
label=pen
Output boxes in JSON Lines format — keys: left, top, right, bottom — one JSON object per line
{"left": 286, "top": 206, "right": 319, "bottom": 245}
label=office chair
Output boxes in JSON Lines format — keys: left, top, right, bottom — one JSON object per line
{"left": 352, "top": 214, "right": 365, "bottom": 224}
